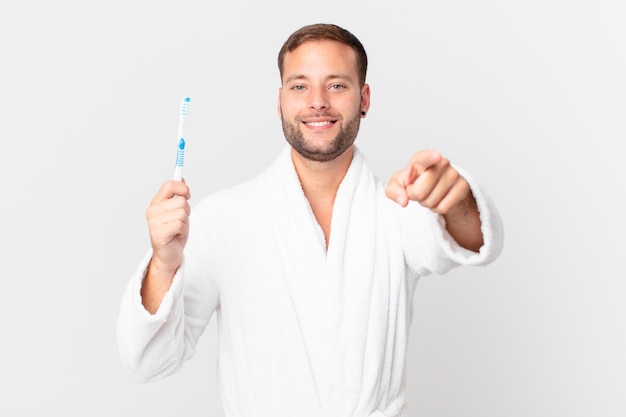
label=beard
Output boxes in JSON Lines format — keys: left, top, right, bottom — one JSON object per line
{"left": 281, "top": 109, "right": 361, "bottom": 162}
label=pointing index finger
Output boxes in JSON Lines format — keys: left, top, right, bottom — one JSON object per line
{"left": 410, "top": 150, "right": 442, "bottom": 175}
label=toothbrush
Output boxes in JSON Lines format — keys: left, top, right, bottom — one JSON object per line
{"left": 173, "top": 97, "right": 191, "bottom": 181}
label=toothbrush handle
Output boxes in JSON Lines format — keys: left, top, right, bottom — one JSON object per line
{"left": 173, "top": 165, "right": 183, "bottom": 181}
{"left": 173, "top": 137, "right": 185, "bottom": 181}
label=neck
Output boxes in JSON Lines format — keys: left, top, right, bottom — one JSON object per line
{"left": 291, "top": 145, "right": 355, "bottom": 248}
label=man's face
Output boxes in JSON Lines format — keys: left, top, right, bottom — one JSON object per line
{"left": 278, "top": 40, "right": 370, "bottom": 162}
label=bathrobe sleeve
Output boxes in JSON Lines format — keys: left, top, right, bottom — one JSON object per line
{"left": 117, "top": 212, "right": 220, "bottom": 383}
{"left": 401, "top": 165, "right": 504, "bottom": 276}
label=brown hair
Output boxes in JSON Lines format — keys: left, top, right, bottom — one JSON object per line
{"left": 278, "top": 23, "right": 368, "bottom": 86}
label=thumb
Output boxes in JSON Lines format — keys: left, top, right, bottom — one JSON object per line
{"left": 385, "top": 169, "right": 410, "bottom": 207}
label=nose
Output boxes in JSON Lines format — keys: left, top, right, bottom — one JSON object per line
{"left": 308, "top": 86, "right": 329, "bottom": 111}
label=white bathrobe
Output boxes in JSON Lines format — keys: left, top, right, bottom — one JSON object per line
{"left": 117, "top": 145, "right": 504, "bottom": 417}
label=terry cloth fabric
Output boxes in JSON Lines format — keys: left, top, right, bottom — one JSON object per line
{"left": 117, "top": 145, "right": 504, "bottom": 417}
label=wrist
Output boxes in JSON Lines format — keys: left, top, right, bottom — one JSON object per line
{"left": 147, "top": 255, "right": 180, "bottom": 282}
{"left": 445, "top": 192, "right": 477, "bottom": 221}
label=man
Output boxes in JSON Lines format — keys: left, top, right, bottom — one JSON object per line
{"left": 118, "top": 23, "right": 503, "bottom": 417}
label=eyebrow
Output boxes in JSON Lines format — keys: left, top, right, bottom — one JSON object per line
{"left": 283, "top": 74, "right": 354, "bottom": 84}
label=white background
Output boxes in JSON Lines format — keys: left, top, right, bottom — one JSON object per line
{"left": 1, "top": 0, "right": 625, "bottom": 416}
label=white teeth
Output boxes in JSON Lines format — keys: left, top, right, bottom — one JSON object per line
{"left": 307, "top": 121, "right": 332, "bottom": 127}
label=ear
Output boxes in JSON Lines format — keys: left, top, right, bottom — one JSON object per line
{"left": 360, "top": 84, "right": 371, "bottom": 116}
{"left": 277, "top": 87, "right": 283, "bottom": 118}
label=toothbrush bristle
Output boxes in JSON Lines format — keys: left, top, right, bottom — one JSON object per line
{"left": 180, "top": 97, "right": 191, "bottom": 117}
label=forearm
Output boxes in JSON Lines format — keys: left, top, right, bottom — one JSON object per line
{"left": 443, "top": 192, "right": 484, "bottom": 252}
{"left": 117, "top": 252, "right": 188, "bottom": 382}
{"left": 141, "top": 257, "right": 178, "bottom": 314}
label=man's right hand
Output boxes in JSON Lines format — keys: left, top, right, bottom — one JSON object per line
{"left": 141, "top": 180, "right": 191, "bottom": 313}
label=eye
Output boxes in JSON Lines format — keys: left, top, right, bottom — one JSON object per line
{"left": 329, "top": 84, "right": 345, "bottom": 90}
{"left": 291, "top": 84, "right": 305, "bottom": 91}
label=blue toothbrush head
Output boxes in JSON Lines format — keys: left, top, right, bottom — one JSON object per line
{"left": 180, "top": 97, "right": 191, "bottom": 117}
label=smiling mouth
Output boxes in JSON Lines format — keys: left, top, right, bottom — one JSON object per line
{"left": 304, "top": 120, "right": 335, "bottom": 127}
